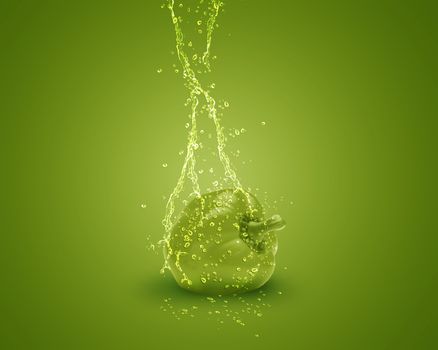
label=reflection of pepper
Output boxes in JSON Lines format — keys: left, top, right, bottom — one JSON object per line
{"left": 164, "top": 189, "right": 286, "bottom": 295}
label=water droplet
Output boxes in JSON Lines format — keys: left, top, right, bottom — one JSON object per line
{"left": 241, "top": 128, "right": 246, "bottom": 134}
{"left": 185, "top": 122, "right": 190, "bottom": 129}
{"left": 209, "top": 222, "right": 215, "bottom": 227}
{"left": 234, "top": 129, "right": 240, "bottom": 136}
{"left": 162, "top": 163, "right": 168, "bottom": 168}
{"left": 255, "top": 334, "right": 260, "bottom": 338}
{"left": 278, "top": 291, "right": 283, "bottom": 295}
{"left": 140, "top": 204, "right": 147, "bottom": 208}
{"left": 178, "top": 150, "right": 184, "bottom": 156}
{"left": 198, "top": 29, "right": 203, "bottom": 34}
{"left": 157, "top": 68, "right": 163, "bottom": 73}
{"left": 213, "top": 180, "right": 219, "bottom": 187}
{"left": 197, "top": 20, "right": 202, "bottom": 25}
{"left": 201, "top": 277, "right": 207, "bottom": 283}
{"left": 188, "top": 41, "right": 193, "bottom": 47}
{"left": 224, "top": 101, "right": 229, "bottom": 107}
{"left": 261, "top": 121, "right": 266, "bottom": 126}
{"left": 209, "top": 168, "right": 214, "bottom": 173}
{"left": 192, "top": 54, "right": 198, "bottom": 60}
{"left": 172, "top": 17, "right": 178, "bottom": 24}
{"left": 210, "top": 83, "right": 216, "bottom": 89}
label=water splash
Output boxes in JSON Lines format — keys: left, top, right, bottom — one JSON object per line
{"left": 161, "top": 0, "right": 245, "bottom": 277}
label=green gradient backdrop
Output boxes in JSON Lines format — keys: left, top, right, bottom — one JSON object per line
{"left": 1, "top": 0, "right": 437, "bottom": 349}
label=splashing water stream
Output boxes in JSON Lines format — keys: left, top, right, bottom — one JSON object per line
{"left": 160, "top": 0, "right": 246, "bottom": 281}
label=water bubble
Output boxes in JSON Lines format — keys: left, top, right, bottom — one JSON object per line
{"left": 198, "top": 29, "right": 203, "bottom": 34}
{"left": 192, "top": 54, "right": 198, "bottom": 60}
{"left": 224, "top": 101, "right": 229, "bottom": 107}
{"left": 185, "top": 122, "right": 190, "bottom": 129}
{"left": 188, "top": 41, "right": 193, "bottom": 47}
{"left": 201, "top": 277, "right": 207, "bottom": 284}
{"left": 240, "top": 128, "right": 246, "bottom": 134}
{"left": 172, "top": 17, "right": 178, "bottom": 24}
{"left": 178, "top": 3, "right": 183, "bottom": 7}
{"left": 162, "top": 163, "right": 168, "bottom": 168}
{"left": 200, "top": 129, "right": 205, "bottom": 134}
{"left": 197, "top": 20, "right": 202, "bottom": 25}
{"left": 157, "top": 68, "right": 163, "bottom": 73}
{"left": 234, "top": 129, "right": 240, "bottom": 136}
{"left": 213, "top": 181, "right": 219, "bottom": 187}
{"left": 261, "top": 121, "right": 266, "bottom": 126}
{"left": 140, "top": 204, "right": 147, "bottom": 208}
{"left": 178, "top": 150, "right": 184, "bottom": 156}
{"left": 209, "top": 168, "right": 214, "bottom": 173}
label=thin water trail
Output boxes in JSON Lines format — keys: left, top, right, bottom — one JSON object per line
{"left": 160, "top": 0, "right": 248, "bottom": 278}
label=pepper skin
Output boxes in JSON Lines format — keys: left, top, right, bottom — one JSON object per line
{"left": 164, "top": 189, "right": 286, "bottom": 295}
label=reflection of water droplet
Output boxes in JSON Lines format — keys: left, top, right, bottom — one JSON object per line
{"left": 162, "top": 163, "right": 168, "bottom": 168}
{"left": 157, "top": 68, "right": 163, "bottom": 73}
{"left": 141, "top": 204, "right": 147, "bottom": 208}
{"left": 261, "top": 121, "right": 266, "bottom": 126}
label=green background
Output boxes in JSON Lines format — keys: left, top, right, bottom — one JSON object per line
{"left": 2, "top": 0, "right": 437, "bottom": 349}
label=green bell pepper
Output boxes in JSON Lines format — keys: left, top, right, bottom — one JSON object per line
{"left": 164, "top": 189, "right": 286, "bottom": 295}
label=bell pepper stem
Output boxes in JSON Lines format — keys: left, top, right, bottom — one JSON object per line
{"left": 243, "top": 214, "right": 286, "bottom": 242}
